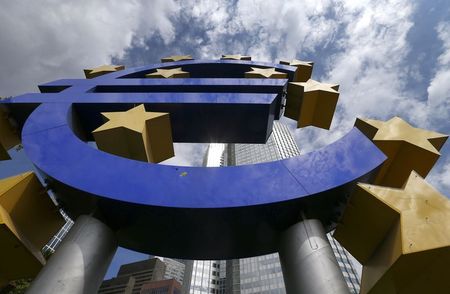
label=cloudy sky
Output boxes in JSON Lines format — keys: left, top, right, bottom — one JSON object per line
{"left": 1, "top": 0, "right": 449, "bottom": 279}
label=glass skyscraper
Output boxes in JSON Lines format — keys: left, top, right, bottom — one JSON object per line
{"left": 327, "top": 234, "right": 361, "bottom": 293}
{"left": 187, "top": 147, "right": 228, "bottom": 294}
{"left": 42, "top": 210, "right": 74, "bottom": 254}
{"left": 188, "top": 260, "right": 225, "bottom": 294}
{"left": 196, "top": 121, "right": 361, "bottom": 294}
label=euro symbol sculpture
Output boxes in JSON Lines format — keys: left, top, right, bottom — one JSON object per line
{"left": 2, "top": 59, "right": 387, "bottom": 259}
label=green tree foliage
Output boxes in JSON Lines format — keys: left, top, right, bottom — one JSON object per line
{"left": 0, "top": 279, "right": 32, "bottom": 294}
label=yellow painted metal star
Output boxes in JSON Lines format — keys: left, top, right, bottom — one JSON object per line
{"left": 334, "top": 171, "right": 450, "bottom": 294}
{"left": 0, "top": 171, "right": 64, "bottom": 283}
{"left": 285, "top": 79, "right": 340, "bottom": 129}
{"left": 94, "top": 105, "right": 166, "bottom": 133}
{"left": 92, "top": 105, "right": 174, "bottom": 163}
{"left": 161, "top": 55, "right": 193, "bottom": 63}
{"left": 145, "top": 67, "right": 190, "bottom": 78}
{"left": 279, "top": 59, "right": 314, "bottom": 82}
{"left": 245, "top": 67, "right": 287, "bottom": 78}
{"left": 355, "top": 117, "right": 448, "bottom": 187}
{"left": 83, "top": 65, "right": 125, "bottom": 79}
{"left": 221, "top": 54, "right": 251, "bottom": 60}
{"left": 301, "top": 79, "right": 339, "bottom": 92}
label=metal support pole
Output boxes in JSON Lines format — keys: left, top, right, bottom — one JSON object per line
{"left": 279, "top": 219, "right": 350, "bottom": 294}
{"left": 27, "top": 215, "right": 118, "bottom": 294}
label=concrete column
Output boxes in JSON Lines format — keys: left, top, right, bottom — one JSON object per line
{"left": 27, "top": 215, "right": 118, "bottom": 294}
{"left": 279, "top": 219, "right": 350, "bottom": 294}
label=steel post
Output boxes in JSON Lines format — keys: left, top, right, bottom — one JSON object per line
{"left": 26, "top": 215, "right": 118, "bottom": 294}
{"left": 279, "top": 219, "right": 350, "bottom": 294}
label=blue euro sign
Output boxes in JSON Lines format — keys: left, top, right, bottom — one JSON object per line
{"left": 4, "top": 60, "right": 386, "bottom": 259}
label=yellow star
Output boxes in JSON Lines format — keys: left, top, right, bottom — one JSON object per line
{"left": 0, "top": 171, "right": 65, "bottom": 282}
{"left": 301, "top": 78, "right": 339, "bottom": 92}
{"left": 145, "top": 67, "right": 190, "bottom": 78}
{"left": 334, "top": 171, "right": 450, "bottom": 294}
{"left": 221, "top": 54, "right": 251, "bottom": 60}
{"left": 83, "top": 65, "right": 125, "bottom": 79}
{"left": 160, "top": 55, "right": 193, "bottom": 63}
{"left": 92, "top": 105, "right": 174, "bottom": 163}
{"left": 244, "top": 67, "right": 287, "bottom": 78}
{"left": 279, "top": 59, "right": 314, "bottom": 82}
{"left": 94, "top": 105, "right": 166, "bottom": 133}
{"left": 355, "top": 117, "right": 448, "bottom": 187}
{"left": 285, "top": 79, "right": 340, "bottom": 129}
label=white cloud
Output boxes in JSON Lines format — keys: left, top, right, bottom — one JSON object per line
{"left": 327, "top": 0, "right": 414, "bottom": 119}
{"left": 133, "top": 1, "right": 179, "bottom": 46}
{"left": 0, "top": 0, "right": 178, "bottom": 96}
{"left": 1, "top": 0, "right": 448, "bottom": 187}
{"left": 272, "top": 0, "right": 415, "bottom": 153}
{"left": 426, "top": 21, "right": 450, "bottom": 124}
{"left": 180, "top": 0, "right": 339, "bottom": 61}
{"left": 291, "top": 2, "right": 449, "bottom": 195}
{"left": 161, "top": 143, "right": 208, "bottom": 166}
{"left": 428, "top": 156, "right": 450, "bottom": 195}
{"left": 172, "top": 0, "right": 424, "bottom": 152}
{"left": 423, "top": 21, "right": 450, "bottom": 195}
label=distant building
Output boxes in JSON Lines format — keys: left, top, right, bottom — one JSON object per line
{"left": 140, "top": 279, "right": 182, "bottom": 294}
{"left": 98, "top": 258, "right": 166, "bottom": 294}
{"left": 327, "top": 234, "right": 361, "bottom": 294}
{"left": 188, "top": 260, "right": 225, "bottom": 294}
{"left": 98, "top": 276, "right": 136, "bottom": 294}
{"left": 42, "top": 210, "right": 73, "bottom": 253}
{"left": 184, "top": 147, "right": 228, "bottom": 294}
{"left": 178, "top": 259, "right": 194, "bottom": 294}
{"left": 155, "top": 257, "right": 186, "bottom": 285}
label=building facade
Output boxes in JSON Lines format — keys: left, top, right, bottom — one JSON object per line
{"left": 140, "top": 279, "right": 182, "bottom": 294}
{"left": 98, "top": 276, "right": 136, "bottom": 294}
{"left": 42, "top": 210, "right": 74, "bottom": 254}
{"left": 155, "top": 257, "right": 186, "bottom": 286}
{"left": 185, "top": 147, "right": 229, "bottom": 294}
{"left": 188, "top": 260, "right": 224, "bottom": 294}
{"left": 327, "top": 234, "right": 361, "bottom": 294}
{"left": 98, "top": 258, "right": 166, "bottom": 294}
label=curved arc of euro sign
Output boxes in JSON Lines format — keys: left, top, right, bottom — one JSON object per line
{"left": 14, "top": 60, "right": 386, "bottom": 259}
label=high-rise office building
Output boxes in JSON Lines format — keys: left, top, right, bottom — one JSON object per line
{"left": 184, "top": 147, "right": 230, "bottom": 294}
{"left": 98, "top": 257, "right": 192, "bottom": 294}
{"left": 98, "top": 258, "right": 166, "bottom": 294}
{"left": 42, "top": 210, "right": 74, "bottom": 254}
{"left": 140, "top": 279, "right": 182, "bottom": 294}
{"left": 200, "top": 121, "right": 361, "bottom": 294}
{"left": 327, "top": 234, "right": 361, "bottom": 294}
{"left": 98, "top": 276, "right": 136, "bottom": 294}
{"left": 155, "top": 257, "right": 186, "bottom": 285}
{"left": 188, "top": 260, "right": 224, "bottom": 294}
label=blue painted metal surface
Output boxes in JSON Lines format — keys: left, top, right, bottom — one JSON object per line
{"left": 8, "top": 60, "right": 294, "bottom": 143}
{"left": 3, "top": 60, "right": 387, "bottom": 258}
{"left": 100, "top": 59, "right": 296, "bottom": 80}
{"left": 9, "top": 91, "right": 280, "bottom": 143}
{"left": 39, "top": 78, "right": 288, "bottom": 93}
